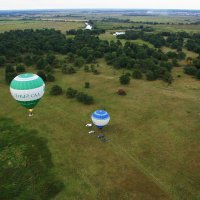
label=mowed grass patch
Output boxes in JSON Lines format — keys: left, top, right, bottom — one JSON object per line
{"left": 0, "top": 20, "right": 84, "bottom": 33}
{"left": 0, "top": 61, "right": 200, "bottom": 199}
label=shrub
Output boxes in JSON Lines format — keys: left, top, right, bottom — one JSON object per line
{"left": 76, "top": 92, "right": 94, "bottom": 105}
{"left": 132, "top": 69, "right": 142, "bottom": 79}
{"left": 46, "top": 73, "right": 55, "bottom": 82}
{"left": 66, "top": 87, "right": 77, "bottom": 98}
{"left": 85, "top": 82, "right": 90, "bottom": 88}
{"left": 45, "top": 65, "right": 53, "bottom": 73}
{"left": 93, "top": 69, "right": 100, "bottom": 75}
{"left": 162, "top": 72, "right": 173, "bottom": 85}
{"left": 62, "top": 66, "right": 76, "bottom": 74}
{"left": 117, "top": 89, "right": 127, "bottom": 96}
{"left": 50, "top": 85, "right": 63, "bottom": 96}
{"left": 5, "top": 65, "right": 17, "bottom": 84}
{"left": 146, "top": 70, "right": 156, "bottom": 81}
{"left": 16, "top": 65, "right": 26, "bottom": 73}
{"left": 37, "top": 71, "right": 47, "bottom": 82}
{"left": 84, "top": 65, "right": 90, "bottom": 72}
{"left": 196, "top": 70, "right": 200, "bottom": 80}
{"left": 119, "top": 74, "right": 130, "bottom": 85}
{"left": 184, "top": 66, "right": 198, "bottom": 76}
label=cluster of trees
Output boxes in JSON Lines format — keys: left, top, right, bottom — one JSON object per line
{"left": 117, "top": 30, "right": 200, "bottom": 53}
{"left": 184, "top": 58, "right": 200, "bottom": 79}
{"left": 4, "top": 64, "right": 55, "bottom": 84}
{"left": 0, "top": 118, "right": 64, "bottom": 200}
{"left": 185, "top": 33, "right": 200, "bottom": 54}
{"left": 50, "top": 85, "right": 94, "bottom": 105}
{"left": 105, "top": 41, "right": 173, "bottom": 83}
{"left": 66, "top": 29, "right": 105, "bottom": 35}
{"left": 1, "top": 28, "right": 195, "bottom": 84}
{"left": 66, "top": 87, "right": 94, "bottom": 105}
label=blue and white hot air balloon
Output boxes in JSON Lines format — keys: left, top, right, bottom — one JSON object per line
{"left": 91, "top": 110, "right": 110, "bottom": 129}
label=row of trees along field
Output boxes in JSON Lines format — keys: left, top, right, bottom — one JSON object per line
{"left": 117, "top": 30, "right": 200, "bottom": 53}
{"left": 0, "top": 29, "right": 200, "bottom": 84}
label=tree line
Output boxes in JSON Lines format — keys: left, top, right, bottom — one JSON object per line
{"left": 0, "top": 28, "right": 199, "bottom": 84}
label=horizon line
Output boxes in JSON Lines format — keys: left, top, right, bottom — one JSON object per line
{"left": 0, "top": 8, "right": 200, "bottom": 11}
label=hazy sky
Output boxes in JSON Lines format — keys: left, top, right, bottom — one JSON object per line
{"left": 0, "top": 0, "right": 200, "bottom": 10}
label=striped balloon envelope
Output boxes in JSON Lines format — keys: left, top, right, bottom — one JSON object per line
{"left": 10, "top": 73, "right": 45, "bottom": 114}
{"left": 91, "top": 110, "right": 110, "bottom": 129}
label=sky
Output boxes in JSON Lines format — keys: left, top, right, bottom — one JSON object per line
{"left": 0, "top": 0, "right": 200, "bottom": 10}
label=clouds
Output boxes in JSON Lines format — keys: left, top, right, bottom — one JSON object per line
{"left": 0, "top": 0, "right": 200, "bottom": 10}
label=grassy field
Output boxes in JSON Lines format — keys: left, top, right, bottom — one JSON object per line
{"left": 94, "top": 20, "right": 200, "bottom": 33}
{"left": 0, "top": 60, "right": 200, "bottom": 199}
{"left": 0, "top": 20, "right": 84, "bottom": 33}
{"left": 99, "top": 31, "right": 154, "bottom": 47}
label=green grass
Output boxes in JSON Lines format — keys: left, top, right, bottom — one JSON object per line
{"left": 0, "top": 60, "right": 200, "bottom": 199}
{"left": 0, "top": 20, "right": 84, "bottom": 33}
{"left": 99, "top": 31, "right": 154, "bottom": 47}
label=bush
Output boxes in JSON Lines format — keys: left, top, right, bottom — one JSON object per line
{"left": 5, "top": 72, "right": 17, "bottom": 84}
{"left": 85, "top": 82, "right": 90, "bottom": 88}
{"left": 162, "top": 72, "right": 173, "bottom": 85}
{"left": 76, "top": 92, "right": 94, "bottom": 105}
{"left": 37, "top": 71, "right": 47, "bottom": 82}
{"left": 117, "top": 89, "right": 127, "bottom": 96}
{"left": 50, "top": 85, "right": 63, "bottom": 96}
{"left": 84, "top": 65, "right": 90, "bottom": 72}
{"left": 5, "top": 65, "right": 17, "bottom": 84}
{"left": 16, "top": 65, "right": 26, "bottom": 73}
{"left": 196, "top": 70, "right": 200, "bottom": 80}
{"left": 62, "top": 66, "right": 76, "bottom": 74}
{"left": 184, "top": 66, "right": 198, "bottom": 76}
{"left": 93, "top": 69, "right": 100, "bottom": 75}
{"left": 46, "top": 73, "right": 55, "bottom": 82}
{"left": 45, "top": 65, "right": 53, "bottom": 73}
{"left": 132, "top": 69, "right": 142, "bottom": 79}
{"left": 146, "top": 70, "right": 156, "bottom": 81}
{"left": 119, "top": 74, "right": 130, "bottom": 85}
{"left": 66, "top": 87, "right": 77, "bottom": 98}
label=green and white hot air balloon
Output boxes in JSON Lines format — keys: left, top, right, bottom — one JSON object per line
{"left": 10, "top": 73, "right": 45, "bottom": 116}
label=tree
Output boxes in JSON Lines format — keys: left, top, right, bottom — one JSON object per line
{"left": 162, "top": 72, "right": 173, "bottom": 85}
{"left": 0, "top": 56, "right": 6, "bottom": 67}
{"left": 76, "top": 92, "right": 94, "bottom": 105}
{"left": 46, "top": 73, "right": 55, "bottom": 82}
{"left": 84, "top": 65, "right": 90, "bottom": 72}
{"left": 46, "top": 54, "right": 56, "bottom": 65}
{"left": 74, "top": 57, "right": 85, "bottom": 68}
{"left": 146, "top": 70, "right": 156, "bottom": 81}
{"left": 66, "top": 87, "right": 77, "bottom": 98}
{"left": 50, "top": 85, "right": 63, "bottom": 95}
{"left": 37, "top": 71, "right": 47, "bottom": 82}
{"left": 132, "top": 69, "right": 142, "bottom": 79}
{"left": 5, "top": 65, "right": 17, "bottom": 84}
{"left": 184, "top": 66, "right": 197, "bottom": 76}
{"left": 196, "top": 69, "right": 200, "bottom": 80}
{"left": 119, "top": 74, "right": 130, "bottom": 85}
{"left": 62, "top": 66, "right": 76, "bottom": 74}
{"left": 85, "top": 82, "right": 90, "bottom": 88}
{"left": 172, "top": 59, "right": 179, "bottom": 67}
{"left": 45, "top": 65, "right": 53, "bottom": 73}
{"left": 16, "top": 65, "right": 26, "bottom": 73}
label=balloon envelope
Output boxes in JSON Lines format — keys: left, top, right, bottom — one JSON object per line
{"left": 10, "top": 73, "right": 45, "bottom": 109}
{"left": 91, "top": 110, "right": 110, "bottom": 129}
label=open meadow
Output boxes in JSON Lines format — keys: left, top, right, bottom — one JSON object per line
{"left": 0, "top": 20, "right": 84, "bottom": 33}
{"left": 0, "top": 11, "right": 200, "bottom": 200}
{"left": 1, "top": 61, "right": 200, "bottom": 199}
